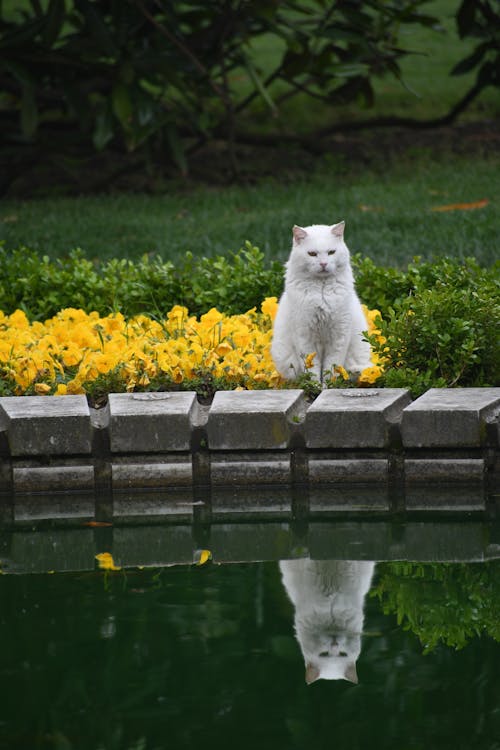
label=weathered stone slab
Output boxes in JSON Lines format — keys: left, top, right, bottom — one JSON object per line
{"left": 112, "top": 524, "right": 194, "bottom": 566}
{"left": 309, "top": 458, "right": 389, "bottom": 483}
{"left": 111, "top": 460, "right": 193, "bottom": 488}
{"left": 305, "top": 388, "right": 411, "bottom": 448}
{"left": 14, "top": 494, "right": 95, "bottom": 521}
{"left": 108, "top": 392, "right": 199, "bottom": 453}
{"left": 403, "top": 522, "right": 486, "bottom": 561}
{"left": 9, "top": 529, "right": 95, "bottom": 573}
{"left": 309, "top": 486, "right": 390, "bottom": 513}
{"left": 0, "top": 395, "right": 91, "bottom": 456}
{"left": 405, "top": 458, "right": 485, "bottom": 483}
{"left": 113, "top": 489, "right": 196, "bottom": 523}
{"left": 210, "top": 456, "right": 291, "bottom": 485}
{"left": 401, "top": 388, "right": 500, "bottom": 447}
{"left": 405, "top": 485, "right": 486, "bottom": 512}
{"left": 207, "top": 390, "right": 305, "bottom": 450}
{"left": 308, "top": 521, "right": 393, "bottom": 560}
{"left": 13, "top": 465, "right": 95, "bottom": 493}
{"left": 208, "top": 522, "right": 295, "bottom": 562}
{"left": 211, "top": 487, "right": 292, "bottom": 519}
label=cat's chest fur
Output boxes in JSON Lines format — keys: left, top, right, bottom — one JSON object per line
{"left": 292, "top": 280, "right": 350, "bottom": 336}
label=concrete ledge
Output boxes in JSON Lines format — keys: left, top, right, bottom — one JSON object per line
{"left": 401, "top": 388, "right": 500, "bottom": 447}
{"left": 2, "top": 515, "right": 499, "bottom": 573}
{"left": 108, "top": 392, "right": 198, "bottom": 452}
{"left": 405, "top": 458, "right": 485, "bottom": 483}
{"left": 305, "top": 388, "right": 410, "bottom": 448}
{"left": 309, "top": 458, "right": 389, "bottom": 483}
{"left": 0, "top": 394, "right": 91, "bottom": 456}
{"left": 0, "top": 389, "right": 498, "bottom": 511}
{"left": 206, "top": 389, "right": 305, "bottom": 449}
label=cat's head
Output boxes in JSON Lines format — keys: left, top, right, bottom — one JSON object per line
{"left": 300, "top": 627, "right": 361, "bottom": 684}
{"left": 288, "top": 222, "right": 350, "bottom": 279}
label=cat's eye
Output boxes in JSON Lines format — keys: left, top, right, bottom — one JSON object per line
{"left": 328, "top": 250, "right": 336, "bottom": 255}
{"left": 319, "top": 651, "right": 330, "bottom": 658}
{"left": 307, "top": 251, "right": 317, "bottom": 257}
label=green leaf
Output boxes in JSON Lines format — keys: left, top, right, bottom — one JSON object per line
{"left": 21, "top": 84, "right": 38, "bottom": 137}
{"left": 166, "top": 125, "right": 188, "bottom": 176}
{"left": 93, "top": 107, "right": 114, "bottom": 150}
{"left": 112, "top": 83, "right": 133, "bottom": 128}
{"left": 42, "top": 0, "right": 66, "bottom": 47}
{"left": 243, "top": 57, "right": 277, "bottom": 114}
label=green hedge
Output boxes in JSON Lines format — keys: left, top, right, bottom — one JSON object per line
{"left": 1, "top": 244, "right": 498, "bottom": 395}
{"left": 0, "top": 242, "right": 283, "bottom": 320}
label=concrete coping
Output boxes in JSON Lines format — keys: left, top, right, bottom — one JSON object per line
{"left": 0, "top": 387, "right": 499, "bottom": 457}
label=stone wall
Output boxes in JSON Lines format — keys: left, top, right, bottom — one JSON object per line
{"left": 0, "top": 388, "right": 499, "bottom": 518}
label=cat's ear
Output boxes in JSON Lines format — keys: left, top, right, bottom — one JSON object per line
{"left": 293, "top": 225, "right": 308, "bottom": 244}
{"left": 305, "top": 664, "right": 321, "bottom": 685}
{"left": 344, "top": 662, "right": 358, "bottom": 684}
{"left": 331, "top": 221, "right": 345, "bottom": 239}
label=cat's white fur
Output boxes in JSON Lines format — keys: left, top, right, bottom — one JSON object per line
{"left": 280, "top": 558, "right": 374, "bottom": 684}
{"left": 271, "top": 222, "right": 372, "bottom": 384}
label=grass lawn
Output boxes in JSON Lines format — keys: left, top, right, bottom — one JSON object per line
{"left": 1, "top": 151, "right": 498, "bottom": 267}
{"left": 0, "top": 0, "right": 498, "bottom": 269}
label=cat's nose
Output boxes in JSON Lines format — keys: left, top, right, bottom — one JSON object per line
{"left": 320, "top": 261, "right": 328, "bottom": 270}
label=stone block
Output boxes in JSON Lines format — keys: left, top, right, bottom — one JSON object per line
{"left": 14, "top": 493, "right": 95, "bottom": 521}
{"left": 403, "top": 522, "right": 486, "bottom": 561}
{"left": 405, "top": 458, "right": 485, "bottom": 483}
{"left": 0, "top": 395, "right": 91, "bottom": 456}
{"left": 12, "top": 465, "right": 95, "bottom": 493}
{"left": 309, "top": 458, "right": 389, "bottom": 483}
{"left": 111, "top": 459, "right": 193, "bottom": 489}
{"left": 207, "top": 389, "right": 305, "bottom": 450}
{"left": 405, "top": 485, "right": 486, "bottom": 512}
{"left": 208, "top": 522, "right": 295, "bottom": 562}
{"left": 210, "top": 455, "right": 291, "bottom": 485}
{"left": 113, "top": 489, "right": 197, "bottom": 523}
{"left": 211, "top": 487, "right": 292, "bottom": 520}
{"left": 108, "top": 392, "right": 199, "bottom": 452}
{"left": 305, "top": 388, "right": 411, "bottom": 448}
{"left": 9, "top": 529, "right": 95, "bottom": 573}
{"left": 308, "top": 521, "right": 393, "bottom": 560}
{"left": 309, "top": 486, "right": 390, "bottom": 513}
{"left": 112, "top": 524, "right": 194, "bottom": 566}
{"left": 401, "top": 388, "right": 500, "bottom": 447}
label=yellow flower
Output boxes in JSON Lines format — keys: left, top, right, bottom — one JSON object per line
{"left": 304, "top": 352, "right": 316, "bottom": 369}
{"left": 34, "top": 383, "right": 51, "bottom": 395}
{"left": 261, "top": 297, "right": 278, "bottom": 322}
{"left": 333, "top": 365, "right": 349, "bottom": 381}
{"left": 358, "top": 365, "right": 383, "bottom": 386}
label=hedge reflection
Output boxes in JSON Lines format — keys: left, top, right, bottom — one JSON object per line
{"left": 373, "top": 560, "right": 500, "bottom": 652}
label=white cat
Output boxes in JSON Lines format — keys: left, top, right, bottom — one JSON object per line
{"left": 271, "top": 222, "right": 372, "bottom": 384}
{"left": 279, "top": 558, "right": 375, "bottom": 684}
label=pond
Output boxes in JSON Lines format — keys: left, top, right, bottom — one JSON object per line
{"left": 1, "top": 511, "right": 500, "bottom": 750}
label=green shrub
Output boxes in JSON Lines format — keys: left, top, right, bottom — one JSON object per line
{"left": 0, "top": 242, "right": 284, "bottom": 320}
{"left": 367, "top": 276, "right": 500, "bottom": 395}
{"left": 353, "top": 254, "right": 497, "bottom": 316}
{"left": 374, "top": 560, "right": 500, "bottom": 652}
{"left": 1, "top": 243, "right": 498, "bottom": 394}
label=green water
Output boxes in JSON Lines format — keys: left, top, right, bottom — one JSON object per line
{"left": 1, "top": 559, "right": 500, "bottom": 750}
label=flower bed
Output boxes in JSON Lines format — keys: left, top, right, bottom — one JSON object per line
{"left": 0, "top": 300, "right": 383, "bottom": 401}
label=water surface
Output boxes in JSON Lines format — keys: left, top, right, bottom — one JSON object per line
{"left": 1, "top": 556, "right": 499, "bottom": 750}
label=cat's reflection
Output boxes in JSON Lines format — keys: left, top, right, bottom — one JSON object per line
{"left": 279, "top": 558, "right": 374, "bottom": 684}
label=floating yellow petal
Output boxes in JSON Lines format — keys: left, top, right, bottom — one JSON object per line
{"left": 194, "top": 549, "right": 212, "bottom": 566}
{"left": 95, "top": 552, "right": 121, "bottom": 571}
